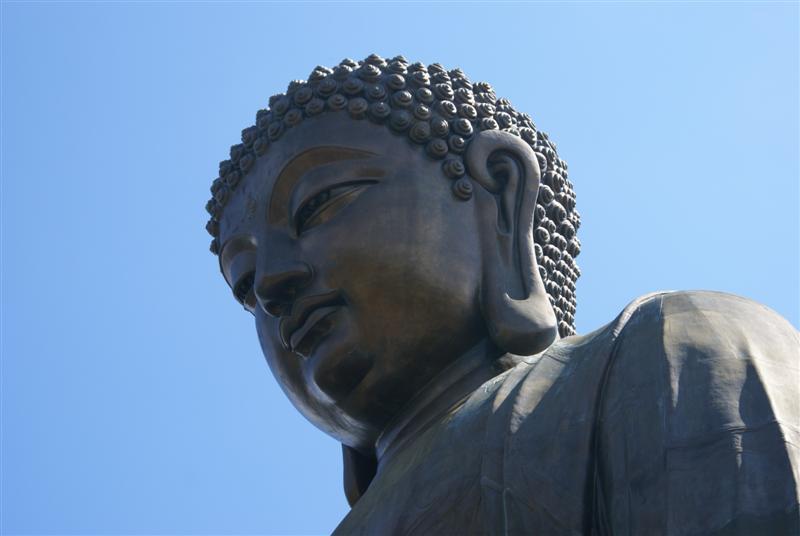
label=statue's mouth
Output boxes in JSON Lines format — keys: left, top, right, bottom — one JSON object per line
{"left": 290, "top": 306, "right": 340, "bottom": 358}
{"left": 279, "top": 290, "right": 345, "bottom": 356}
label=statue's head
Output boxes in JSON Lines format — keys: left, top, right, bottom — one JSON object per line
{"left": 206, "top": 55, "right": 581, "bottom": 449}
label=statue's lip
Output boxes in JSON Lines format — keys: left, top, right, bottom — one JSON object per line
{"left": 289, "top": 306, "right": 340, "bottom": 358}
{"left": 279, "top": 290, "right": 344, "bottom": 352}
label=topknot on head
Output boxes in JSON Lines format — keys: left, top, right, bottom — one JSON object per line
{"left": 205, "top": 54, "right": 581, "bottom": 336}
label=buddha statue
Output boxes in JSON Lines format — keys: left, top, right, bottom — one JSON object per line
{"left": 205, "top": 55, "right": 799, "bottom": 535}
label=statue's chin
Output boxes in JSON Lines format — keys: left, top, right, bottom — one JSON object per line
{"left": 311, "top": 347, "right": 373, "bottom": 404}
{"left": 301, "top": 309, "right": 374, "bottom": 405}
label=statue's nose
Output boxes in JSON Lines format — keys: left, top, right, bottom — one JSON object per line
{"left": 255, "top": 261, "right": 313, "bottom": 318}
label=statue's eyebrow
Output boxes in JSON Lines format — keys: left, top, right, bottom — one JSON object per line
{"left": 268, "top": 146, "right": 376, "bottom": 225}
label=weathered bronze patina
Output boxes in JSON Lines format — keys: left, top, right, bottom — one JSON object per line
{"left": 206, "top": 55, "right": 800, "bottom": 534}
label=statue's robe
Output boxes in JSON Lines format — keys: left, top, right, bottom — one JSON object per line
{"left": 334, "top": 291, "right": 800, "bottom": 535}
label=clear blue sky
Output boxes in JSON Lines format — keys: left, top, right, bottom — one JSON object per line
{"left": 2, "top": 2, "right": 797, "bottom": 534}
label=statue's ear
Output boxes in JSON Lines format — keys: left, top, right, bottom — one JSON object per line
{"left": 465, "top": 130, "right": 558, "bottom": 355}
{"left": 342, "top": 445, "right": 377, "bottom": 507}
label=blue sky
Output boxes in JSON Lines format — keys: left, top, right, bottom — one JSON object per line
{"left": 2, "top": 2, "right": 797, "bottom": 534}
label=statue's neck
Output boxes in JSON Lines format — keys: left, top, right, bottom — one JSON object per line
{"left": 374, "top": 339, "right": 518, "bottom": 465}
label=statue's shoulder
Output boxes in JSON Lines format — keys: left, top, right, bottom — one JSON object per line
{"left": 594, "top": 290, "right": 800, "bottom": 533}
{"left": 453, "top": 291, "right": 798, "bottom": 534}
{"left": 602, "top": 289, "right": 799, "bottom": 393}
{"left": 614, "top": 289, "right": 797, "bottom": 343}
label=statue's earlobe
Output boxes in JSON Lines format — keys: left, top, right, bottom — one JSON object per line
{"left": 465, "top": 130, "right": 558, "bottom": 355}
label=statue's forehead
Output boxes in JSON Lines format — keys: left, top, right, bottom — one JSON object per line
{"left": 218, "top": 154, "right": 272, "bottom": 240}
{"left": 217, "top": 113, "right": 403, "bottom": 242}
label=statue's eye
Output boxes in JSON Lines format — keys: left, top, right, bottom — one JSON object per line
{"left": 233, "top": 271, "right": 256, "bottom": 312}
{"left": 295, "top": 181, "right": 376, "bottom": 234}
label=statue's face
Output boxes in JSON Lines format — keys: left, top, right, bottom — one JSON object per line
{"left": 218, "top": 113, "right": 487, "bottom": 447}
